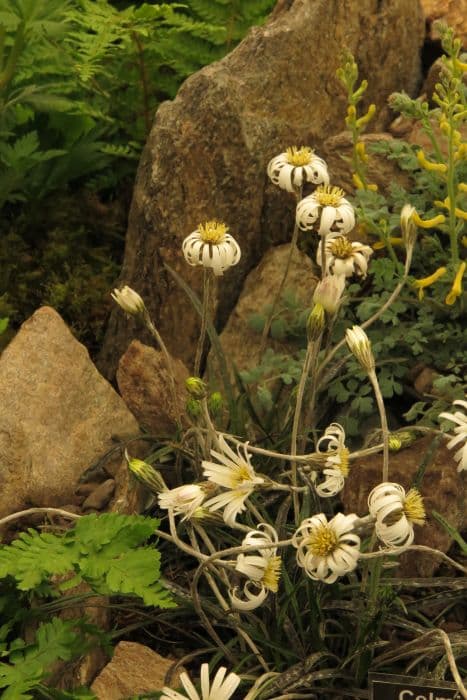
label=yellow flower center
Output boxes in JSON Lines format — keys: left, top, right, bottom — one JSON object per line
{"left": 233, "top": 463, "right": 254, "bottom": 486}
{"left": 262, "top": 556, "right": 281, "bottom": 593}
{"left": 307, "top": 524, "right": 339, "bottom": 557}
{"left": 403, "top": 488, "right": 426, "bottom": 526}
{"left": 198, "top": 220, "right": 228, "bottom": 244}
{"left": 286, "top": 146, "right": 313, "bottom": 166}
{"left": 329, "top": 236, "right": 354, "bottom": 259}
{"left": 337, "top": 447, "right": 350, "bottom": 477}
{"left": 315, "top": 185, "right": 345, "bottom": 207}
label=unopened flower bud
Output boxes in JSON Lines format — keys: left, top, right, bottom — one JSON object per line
{"left": 186, "top": 397, "right": 202, "bottom": 418}
{"left": 111, "top": 286, "right": 146, "bottom": 316}
{"left": 306, "top": 303, "right": 325, "bottom": 341}
{"left": 388, "top": 430, "right": 418, "bottom": 452}
{"left": 126, "top": 452, "right": 166, "bottom": 493}
{"left": 185, "top": 377, "right": 207, "bottom": 399}
{"left": 313, "top": 274, "right": 345, "bottom": 314}
{"left": 345, "top": 325, "right": 375, "bottom": 372}
{"left": 208, "top": 391, "right": 223, "bottom": 416}
{"left": 400, "top": 204, "right": 417, "bottom": 250}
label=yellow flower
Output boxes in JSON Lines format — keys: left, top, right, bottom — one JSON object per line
{"left": 412, "top": 211, "right": 446, "bottom": 229}
{"left": 413, "top": 266, "right": 447, "bottom": 300}
{"left": 445, "top": 262, "right": 466, "bottom": 305}
{"left": 416, "top": 149, "right": 448, "bottom": 174}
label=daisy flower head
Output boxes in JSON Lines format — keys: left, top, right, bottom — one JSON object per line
{"left": 345, "top": 325, "right": 375, "bottom": 372}
{"left": 439, "top": 399, "right": 467, "bottom": 472}
{"left": 368, "top": 482, "right": 426, "bottom": 548}
{"left": 292, "top": 512, "right": 360, "bottom": 583}
{"left": 161, "top": 663, "right": 240, "bottom": 700}
{"left": 315, "top": 423, "right": 350, "bottom": 498}
{"left": 231, "top": 523, "right": 281, "bottom": 611}
{"left": 158, "top": 484, "right": 206, "bottom": 521}
{"left": 312, "top": 274, "right": 346, "bottom": 314}
{"left": 203, "top": 436, "right": 264, "bottom": 526}
{"left": 296, "top": 185, "right": 355, "bottom": 237}
{"left": 182, "top": 221, "right": 241, "bottom": 276}
{"left": 111, "top": 286, "right": 146, "bottom": 316}
{"left": 317, "top": 235, "right": 373, "bottom": 278}
{"left": 267, "top": 146, "right": 329, "bottom": 193}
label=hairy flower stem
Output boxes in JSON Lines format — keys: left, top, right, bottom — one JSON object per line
{"left": 290, "top": 337, "right": 322, "bottom": 520}
{"left": 194, "top": 268, "right": 211, "bottom": 377}
{"left": 259, "top": 187, "right": 303, "bottom": 358}
{"left": 368, "top": 369, "right": 389, "bottom": 481}
{"left": 0, "top": 507, "right": 81, "bottom": 534}
{"left": 143, "top": 310, "right": 182, "bottom": 427}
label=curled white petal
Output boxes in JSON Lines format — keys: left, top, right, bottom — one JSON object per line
{"left": 230, "top": 581, "right": 268, "bottom": 611}
{"left": 439, "top": 399, "right": 467, "bottom": 472}
{"left": 161, "top": 663, "right": 240, "bottom": 700}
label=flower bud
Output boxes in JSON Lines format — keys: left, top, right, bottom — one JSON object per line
{"left": 185, "top": 377, "right": 207, "bottom": 399}
{"left": 345, "top": 325, "right": 375, "bottom": 372}
{"left": 208, "top": 391, "right": 223, "bottom": 416}
{"left": 126, "top": 452, "right": 166, "bottom": 493}
{"left": 313, "top": 274, "right": 345, "bottom": 314}
{"left": 111, "top": 286, "right": 146, "bottom": 316}
{"left": 186, "top": 397, "right": 202, "bottom": 418}
{"left": 306, "top": 303, "right": 325, "bottom": 341}
{"left": 400, "top": 204, "right": 417, "bottom": 250}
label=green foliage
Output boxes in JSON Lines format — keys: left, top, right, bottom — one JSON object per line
{"left": 0, "top": 512, "right": 174, "bottom": 607}
{"left": 0, "top": 617, "right": 91, "bottom": 700}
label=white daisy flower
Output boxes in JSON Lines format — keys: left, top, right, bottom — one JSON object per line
{"left": 439, "top": 399, "right": 467, "bottom": 472}
{"left": 203, "top": 437, "right": 264, "bottom": 526}
{"left": 231, "top": 523, "right": 281, "bottom": 611}
{"left": 182, "top": 221, "right": 241, "bottom": 276}
{"left": 292, "top": 512, "right": 360, "bottom": 584}
{"left": 161, "top": 663, "right": 240, "bottom": 700}
{"left": 315, "top": 423, "right": 349, "bottom": 498}
{"left": 267, "top": 146, "right": 329, "bottom": 193}
{"left": 158, "top": 484, "right": 206, "bottom": 521}
{"left": 296, "top": 185, "right": 355, "bottom": 236}
{"left": 368, "top": 482, "right": 426, "bottom": 548}
{"left": 317, "top": 235, "right": 373, "bottom": 278}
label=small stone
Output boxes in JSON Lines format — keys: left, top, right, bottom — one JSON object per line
{"left": 82, "top": 480, "right": 116, "bottom": 511}
{"left": 91, "top": 641, "right": 181, "bottom": 700}
{"left": 117, "top": 341, "right": 189, "bottom": 434}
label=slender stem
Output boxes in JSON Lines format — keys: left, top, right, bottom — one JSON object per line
{"left": 317, "top": 249, "right": 412, "bottom": 383}
{"left": 194, "top": 269, "right": 211, "bottom": 377}
{"left": 368, "top": 369, "right": 389, "bottom": 481}
{"left": 143, "top": 311, "right": 182, "bottom": 428}
{"left": 0, "top": 507, "right": 81, "bottom": 533}
{"left": 0, "top": 21, "right": 25, "bottom": 92}
{"left": 259, "top": 188, "right": 303, "bottom": 357}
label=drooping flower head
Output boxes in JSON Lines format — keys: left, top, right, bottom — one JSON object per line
{"left": 368, "top": 482, "right": 426, "bottom": 548}
{"left": 158, "top": 484, "right": 206, "bottom": 521}
{"left": 182, "top": 221, "right": 241, "bottom": 276}
{"left": 317, "top": 235, "right": 373, "bottom": 277}
{"left": 267, "top": 146, "right": 329, "bottom": 193}
{"left": 161, "top": 663, "right": 240, "bottom": 700}
{"left": 231, "top": 523, "right": 281, "bottom": 611}
{"left": 296, "top": 185, "right": 355, "bottom": 236}
{"left": 292, "top": 512, "right": 360, "bottom": 583}
{"left": 314, "top": 423, "right": 350, "bottom": 498}
{"left": 439, "top": 399, "right": 467, "bottom": 472}
{"left": 111, "top": 286, "right": 146, "bottom": 316}
{"left": 203, "top": 436, "right": 264, "bottom": 526}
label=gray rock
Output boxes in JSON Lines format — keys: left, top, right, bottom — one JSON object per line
{"left": 98, "top": 0, "right": 424, "bottom": 378}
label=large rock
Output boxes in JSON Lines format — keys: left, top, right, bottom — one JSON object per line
{"left": 0, "top": 307, "right": 142, "bottom": 521}
{"left": 343, "top": 435, "right": 466, "bottom": 577}
{"left": 207, "top": 243, "right": 318, "bottom": 382}
{"left": 91, "top": 641, "right": 180, "bottom": 699}
{"left": 99, "top": 0, "right": 424, "bottom": 378}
